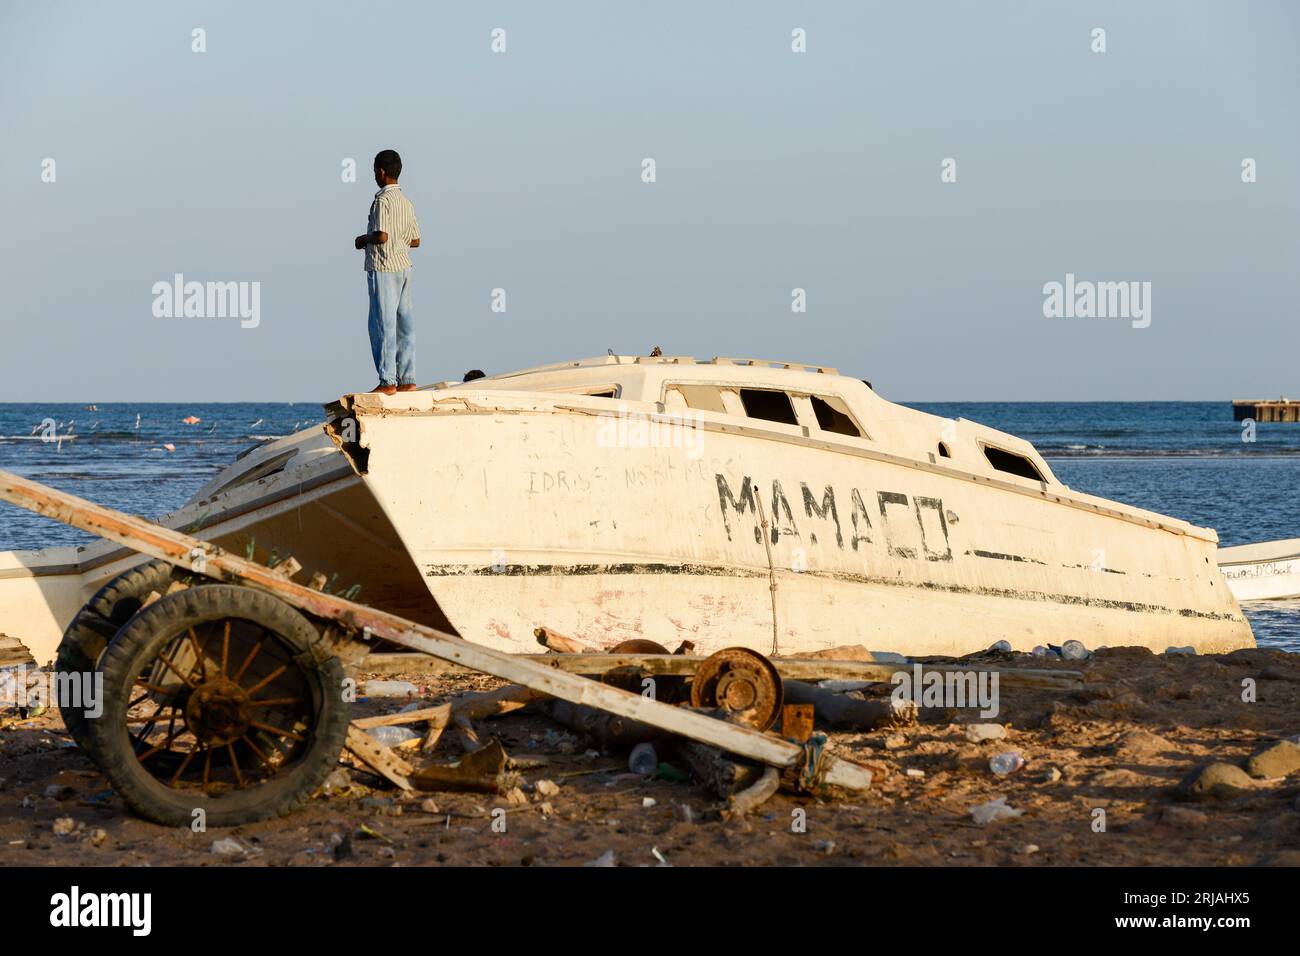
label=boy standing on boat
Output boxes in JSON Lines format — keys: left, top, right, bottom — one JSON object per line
{"left": 354, "top": 149, "right": 421, "bottom": 395}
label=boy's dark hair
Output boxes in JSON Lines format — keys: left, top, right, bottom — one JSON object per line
{"left": 374, "top": 149, "right": 402, "bottom": 180}
{"left": 463, "top": 369, "right": 486, "bottom": 382}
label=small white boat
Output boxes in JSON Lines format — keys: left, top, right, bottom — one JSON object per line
{"left": 1218, "top": 538, "right": 1300, "bottom": 601}
{"left": 0, "top": 354, "right": 1255, "bottom": 665}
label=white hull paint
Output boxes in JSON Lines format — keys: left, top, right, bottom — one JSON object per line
{"left": 326, "top": 369, "right": 1252, "bottom": 657}
{"left": 1219, "top": 538, "right": 1300, "bottom": 601}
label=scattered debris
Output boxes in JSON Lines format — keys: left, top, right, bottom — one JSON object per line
{"left": 367, "top": 726, "right": 421, "bottom": 748}
{"left": 971, "top": 796, "right": 1023, "bottom": 824}
{"left": 723, "top": 765, "right": 780, "bottom": 820}
{"left": 628, "top": 742, "right": 658, "bottom": 776}
{"left": 412, "top": 739, "right": 519, "bottom": 795}
{"left": 783, "top": 679, "right": 916, "bottom": 730}
{"left": 535, "top": 626, "right": 596, "bottom": 653}
{"left": 1059, "top": 640, "right": 1090, "bottom": 661}
{"left": 361, "top": 680, "right": 420, "bottom": 699}
{"left": 965, "top": 723, "right": 1008, "bottom": 743}
{"left": 989, "top": 752, "right": 1024, "bottom": 776}
{"left": 211, "top": 838, "right": 246, "bottom": 857}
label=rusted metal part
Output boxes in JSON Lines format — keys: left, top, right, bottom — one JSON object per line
{"left": 410, "top": 739, "right": 517, "bottom": 794}
{"left": 781, "top": 703, "right": 815, "bottom": 742}
{"left": 690, "top": 647, "right": 784, "bottom": 731}
{"left": 601, "top": 639, "right": 668, "bottom": 694}
{"left": 782, "top": 679, "right": 916, "bottom": 730}
{"left": 609, "top": 639, "right": 670, "bottom": 655}
{"left": 601, "top": 639, "right": 688, "bottom": 703}
{"left": 0, "top": 470, "right": 874, "bottom": 791}
{"left": 185, "top": 677, "right": 256, "bottom": 748}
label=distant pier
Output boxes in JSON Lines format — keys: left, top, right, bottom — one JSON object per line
{"left": 1233, "top": 399, "right": 1300, "bottom": 422}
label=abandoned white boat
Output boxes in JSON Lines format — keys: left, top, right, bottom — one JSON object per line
{"left": 1218, "top": 538, "right": 1300, "bottom": 601}
{"left": 0, "top": 354, "right": 1254, "bottom": 668}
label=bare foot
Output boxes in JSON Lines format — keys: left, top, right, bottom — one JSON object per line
{"left": 370, "top": 384, "right": 397, "bottom": 395}
{"left": 396, "top": 384, "right": 419, "bottom": 392}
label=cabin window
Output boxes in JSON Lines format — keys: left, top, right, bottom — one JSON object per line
{"left": 983, "top": 445, "right": 1044, "bottom": 481}
{"left": 671, "top": 384, "right": 728, "bottom": 414}
{"left": 938, "top": 442, "right": 951, "bottom": 458}
{"left": 739, "top": 389, "right": 799, "bottom": 425}
{"left": 810, "top": 395, "right": 862, "bottom": 437}
{"left": 586, "top": 388, "right": 618, "bottom": 399}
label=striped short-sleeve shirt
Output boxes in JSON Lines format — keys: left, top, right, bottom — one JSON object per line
{"left": 365, "top": 184, "right": 420, "bottom": 272}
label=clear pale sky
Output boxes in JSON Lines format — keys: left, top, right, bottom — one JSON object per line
{"left": 1, "top": 1, "right": 1296, "bottom": 402}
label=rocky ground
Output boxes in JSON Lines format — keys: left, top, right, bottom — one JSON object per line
{"left": 2, "top": 646, "right": 1299, "bottom": 867}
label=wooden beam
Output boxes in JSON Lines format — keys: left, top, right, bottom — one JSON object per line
{"left": 352, "top": 703, "right": 451, "bottom": 731}
{"left": 362, "top": 651, "right": 1083, "bottom": 690}
{"left": 0, "top": 469, "right": 872, "bottom": 791}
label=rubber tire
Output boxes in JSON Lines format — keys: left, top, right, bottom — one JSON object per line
{"left": 89, "top": 585, "right": 350, "bottom": 828}
{"left": 56, "top": 559, "right": 179, "bottom": 751}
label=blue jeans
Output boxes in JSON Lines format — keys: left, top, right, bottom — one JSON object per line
{"left": 367, "top": 269, "right": 415, "bottom": 387}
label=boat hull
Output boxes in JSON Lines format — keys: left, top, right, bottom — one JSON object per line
{"left": 1219, "top": 539, "right": 1300, "bottom": 601}
{"left": 331, "top": 393, "right": 1254, "bottom": 657}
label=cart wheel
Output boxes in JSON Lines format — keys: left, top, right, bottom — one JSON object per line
{"left": 56, "top": 559, "right": 182, "bottom": 751}
{"left": 88, "top": 584, "right": 349, "bottom": 828}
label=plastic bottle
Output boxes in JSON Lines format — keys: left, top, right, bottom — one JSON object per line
{"left": 367, "top": 726, "right": 421, "bottom": 747}
{"left": 629, "top": 742, "right": 658, "bottom": 776}
{"left": 989, "top": 751, "right": 1025, "bottom": 776}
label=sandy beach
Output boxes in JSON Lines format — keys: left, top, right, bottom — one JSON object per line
{"left": 3, "top": 645, "right": 1297, "bottom": 867}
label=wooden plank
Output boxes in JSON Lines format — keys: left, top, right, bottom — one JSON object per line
{"left": 363, "top": 651, "right": 1083, "bottom": 690}
{"left": 345, "top": 726, "right": 414, "bottom": 790}
{"left": 0, "top": 469, "right": 872, "bottom": 791}
{"left": 352, "top": 703, "right": 451, "bottom": 730}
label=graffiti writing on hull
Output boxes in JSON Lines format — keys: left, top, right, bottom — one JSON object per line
{"left": 715, "top": 475, "right": 952, "bottom": 562}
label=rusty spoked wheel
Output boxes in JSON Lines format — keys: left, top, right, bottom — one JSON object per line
{"left": 88, "top": 585, "right": 349, "bottom": 827}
